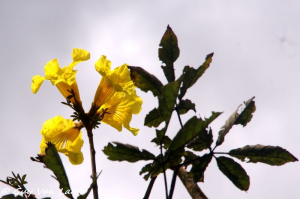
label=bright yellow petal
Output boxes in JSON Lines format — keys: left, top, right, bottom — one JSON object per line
{"left": 44, "top": 59, "right": 61, "bottom": 84}
{"left": 39, "top": 137, "right": 47, "bottom": 154}
{"left": 31, "top": 75, "right": 46, "bottom": 94}
{"left": 67, "top": 151, "right": 84, "bottom": 165}
{"left": 56, "top": 81, "right": 81, "bottom": 104}
{"left": 72, "top": 48, "right": 90, "bottom": 62}
{"left": 93, "top": 76, "right": 117, "bottom": 109}
{"left": 95, "top": 55, "right": 111, "bottom": 76}
{"left": 40, "top": 116, "right": 84, "bottom": 164}
{"left": 98, "top": 91, "right": 143, "bottom": 135}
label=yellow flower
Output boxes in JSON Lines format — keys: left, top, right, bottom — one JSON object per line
{"left": 92, "top": 56, "right": 142, "bottom": 135}
{"left": 40, "top": 115, "right": 84, "bottom": 165}
{"left": 31, "top": 48, "right": 90, "bottom": 105}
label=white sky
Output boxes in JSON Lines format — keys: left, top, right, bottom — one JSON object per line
{"left": 0, "top": 1, "right": 300, "bottom": 199}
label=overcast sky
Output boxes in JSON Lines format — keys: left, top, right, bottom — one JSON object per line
{"left": 0, "top": 1, "right": 300, "bottom": 199}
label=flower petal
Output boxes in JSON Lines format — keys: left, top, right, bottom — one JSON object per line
{"left": 31, "top": 75, "right": 46, "bottom": 94}
{"left": 40, "top": 116, "right": 84, "bottom": 164}
{"left": 98, "top": 91, "right": 143, "bottom": 135}
{"left": 95, "top": 55, "right": 111, "bottom": 76}
{"left": 72, "top": 48, "right": 90, "bottom": 62}
{"left": 44, "top": 59, "right": 61, "bottom": 84}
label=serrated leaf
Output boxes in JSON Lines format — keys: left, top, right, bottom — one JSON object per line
{"left": 128, "top": 66, "right": 163, "bottom": 97}
{"left": 187, "top": 127, "right": 213, "bottom": 152}
{"left": 167, "top": 112, "right": 221, "bottom": 155}
{"left": 216, "top": 156, "right": 250, "bottom": 191}
{"left": 216, "top": 97, "right": 256, "bottom": 146}
{"left": 159, "top": 25, "right": 180, "bottom": 82}
{"left": 229, "top": 145, "right": 298, "bottom": 166}
{"left": 103, "top": 142, "right": 155, "bottom": 163}
{"left": 42, "top": 143, "right": 73, "bottom": 199}
{"left": 179, "top": 53, "right": 214, "bottom": 99}
{"left": 177, "top": 99, "right": 196, "bottom": 114}
{"left": 144, "top": 108, "right": 164, "bottom": 127}
{"left": 158, "top": 79, "right": 181, "bottom": 122}
{"left": 189, "top": 154, "right": 213, "bottom": 182}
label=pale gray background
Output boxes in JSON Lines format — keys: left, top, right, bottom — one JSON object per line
{"left": 0, "top": 1, "right": 299, "bottom": 199}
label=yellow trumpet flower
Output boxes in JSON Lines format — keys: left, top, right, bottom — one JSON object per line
{"left": 40, "top": 115, "right": 84, "bottom": 165}
{"left": 92, "top": 55, "right": 143, "bottom": 135}
{"left": 31, "top": 48, "right": 90, "bottom": 105}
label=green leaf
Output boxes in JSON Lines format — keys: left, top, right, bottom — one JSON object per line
{"left": 151, "top": 135, "right": 171, "bottom": 149}
{"left": 179, "top": 53, "right": 214, "bottom": 99}
{"left": 158, "top": 79, "right": 181, "bottom": 122}
{"left": 144, "top": 108, "right": 164, "bottom": 127}
{"left": 229, "top": 145, "right": 298, "bottom": 166}
{"left": 216, "top": 156, "right": 250, "bottom": 191}
{"left": 140, "top": 148, "right": 185, "bottom": 180}
{"left": 187, "top": 127, "right": 213, "bottom": 152}
{"left": 189, "top": 153, "right": 213, "bottom": 182}
{"left": 159, "top": 25, "right": 180, "bottom": 82}
{"left": 151, "top": 128, "right": 171, "bottom": 149}
{"left": 234, "top": 97, "right": 256, "bottom": 127}
{"left": 42, "top": 143, "right": 73, "bottom": 199}
{"left": 177, "top": 99, "right": 196, "bottom": 114}
{"left": 140, "top": 163, "right": 161, "bottom": 181}
{"left": 103, "top": 142, "right": 155, "bottom": 163}
{"left": 1, "top": 194, "right": 25, "bottom": 199}
{"left": 167, "top": 112, "right": 221, "bottom": 155}
{"left": 216, "top": 96, "right": 256, "bottom": 146}
{"left": 128, "top": 66, "right": 163, "bottom": 97}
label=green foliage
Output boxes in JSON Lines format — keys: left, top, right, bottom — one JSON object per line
{"left": 128, "top": 66, "right": 163, "bottom": 97}
{"left": 187, "top": 127, "right": 213, "bottom": 152}
{"left": 167, "top": 112, "right": 221, "bottom": 155}
{"left": 158, "top": 79, "right": 182, "bottom": 123}
{"left": 229, "top": 145, "right": 298, "bottom": 166}
{"left": 186, "top": 153, "right": 213, "bottom": 182}
{"left": 177, "top": 99, "right": 196, "bottom": 115}
{"left": 144, "top": 108, "right": 164, "bottom": 127}
{"left": 1, "top": 195, "right": 26, "bottom": 199}
{"left": 103, "top": 142, "right": 155, "bottom": 162}
{"left": 159, "top": 25, "right": 180, "bottom": 82}
{"left": 102, "top": 24, "right": 298, "bottom": 199}
{"left": 179, "top": 53, "right": 214, "bottom": 100}
{"left": 216, "top": 96, "right": 256, "bottom": 146}
{"left": 216, "top": 156, "right": 250, "bottom": 191}
{"left": 31, "top": 143, "right": 73, "bottom": 199}
{"left": 0, "top": 172, "right": 35, "bottom": 199}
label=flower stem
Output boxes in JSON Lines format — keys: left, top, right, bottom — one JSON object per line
{"left": 143, "top": 177, "right": 157, "bottom": 199}
{"left": 87, "top": 129, "right": 99, "bottom": 199}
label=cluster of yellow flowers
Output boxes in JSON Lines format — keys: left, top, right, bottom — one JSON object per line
{"left": 31, "top": 48, "right": 142, "bottom": 165}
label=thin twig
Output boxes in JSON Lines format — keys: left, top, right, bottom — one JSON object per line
{"left": 143, "top": 177, "right": 157, "bottom": 199}
{"left": 160, "top": 145, "right": 169, "bottom": 199}
{"left": 168, "top": 166, "right": 180, "bottom": 199}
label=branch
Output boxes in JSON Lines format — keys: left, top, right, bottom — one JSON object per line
{"left": 177, "top": 167, "right": 208, "bottom": 199}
